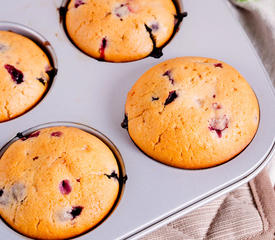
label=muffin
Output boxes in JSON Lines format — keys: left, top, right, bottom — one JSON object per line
{"left": 65, "top": 0, "right": 179, "bottom": 62}
{"left": 123, "top": 57, "right": 259, "bottom": 169}
{"left": 0, "top": 30, "right": 53, "bottom": 122}
{"left": 0, "top": 126, "right": 120, "bottom": 239}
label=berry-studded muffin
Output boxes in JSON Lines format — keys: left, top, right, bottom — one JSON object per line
{"left": 65, "top": 0, "right": 181, "bottom": 62}
{"left": 123, "top": 57, "right": 259, "bottom": 169}
{"left": 0, "top": 31, "right": 53, "bottom": 122}
{"left": 0, "top": 126, "right": 120, "bottom": 239}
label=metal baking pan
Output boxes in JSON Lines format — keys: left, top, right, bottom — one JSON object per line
{"left": 0, "top": 0, "right": 274, "bottom": 239}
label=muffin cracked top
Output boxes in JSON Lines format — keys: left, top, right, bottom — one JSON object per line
{"left": 124, "top": 57, "right": 259, "bottom": 169}
{"left": 0, "top": 126, "right": 119, "bottom": 239}
{"left": 65, "top": 0, "right": 178, "bottom": 62}
{"left": 0, "top": 31, "right": 52, "bottom": 122}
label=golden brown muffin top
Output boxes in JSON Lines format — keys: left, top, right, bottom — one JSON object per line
{"left": 0, "top": 126, "right": 119, "bottom": 239}
{"left": 0, "top": 31, "right": 52, "bottom": 122}
{"left": 65, "top": 0, "right": 178, "bottom": 62}
{"left": 125, "top": 57, "right": 259, "bottom": 169}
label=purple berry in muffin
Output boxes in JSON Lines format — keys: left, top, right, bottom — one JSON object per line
{"left": 0, "top": 126, "right": 121, "bottom": 239}
{"left": 214, "top": 63, "right": 223, "bottom": 68}
{"left": 59, "top": 180, "right": 72, "bottom": 195}
{"left": 51, "top": 131, "right": 62, "bottom": 137}
{"left": 28, "top": 131, "right": 40, "bottom": 139}
{"left": 163, "top": 70, "right": 174, "bottom": 84}
{"left": 209, "top": 115, "right": 229, "bottom": 138}
{"left": 113, "top": 3, "right": 131, "bottom": 19}
{"left": 75, "top": 0, "right": 85, "bottom": 8}
{"left": 70, "top": 206, "right": 83, "bottom": 219}
{"left": 4, "top": 64, "right": 24, "bottom": 84}
{"left": 99, "top": 37, "right": 107, "bottom": 59}
{"left": 164, "top": 90, "right": 177, "bottom": 106}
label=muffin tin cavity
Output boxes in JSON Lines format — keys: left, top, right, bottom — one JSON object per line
{"left": 0, "top": 22, "right": 57, "bottom": 122}
{"left": 59, "top": 0, "right": 187, "bottom": 62}
{"left": 123, "top": 57, "right": 260, "bottom": 169}
{"left": 0, "top": 122, "right": 127, "bottom": 239}
{"left": 1, "top": 0, "right": 275, "bottom": 239}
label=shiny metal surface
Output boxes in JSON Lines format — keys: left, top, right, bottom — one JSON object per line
{"left": 0, "top": 0, "right": 274, "bottom": 239}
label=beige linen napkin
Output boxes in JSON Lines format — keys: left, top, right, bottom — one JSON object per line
{"left": 229, "top": 0, "right": 275, "bottom": 186}
{"left": 142, "top": 169, "right": 275, "bottom": 240}
{"left": 230, "top": 0, "right": 275, "bottom": 88}
{"left": 143, "top": 1, "right": 275, "bottom": 239}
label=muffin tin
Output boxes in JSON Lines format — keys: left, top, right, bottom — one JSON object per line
{"left": 0, "top": 0, "right": 274, "bottom": 239}
{"left": 0, "top": 121, "right": 127, "bottom": 239}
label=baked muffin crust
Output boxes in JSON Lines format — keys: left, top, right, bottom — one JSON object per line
{"left": 65, "top": 0, "right": 178, "bottom": 62}
{"left": 124, "top": 57, "right": 259, "bottom": 169}
{"left": 0, "top": 126, "right": 119, "bottom": 239}
{"left": 0, "top": 31, "right": 52, "bottom": 122}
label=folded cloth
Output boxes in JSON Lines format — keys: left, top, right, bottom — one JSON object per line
{"left": 230, "top": 0, "right": 275, "bottom": 87}
{"left": 142, "top": 169, "right": 275, "bottom": 240}
{"left": 143, "top": 1, "right": 275, "bottom": 239}
{"left": 229, "top": 0, "right": 275, "bottom": 186}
